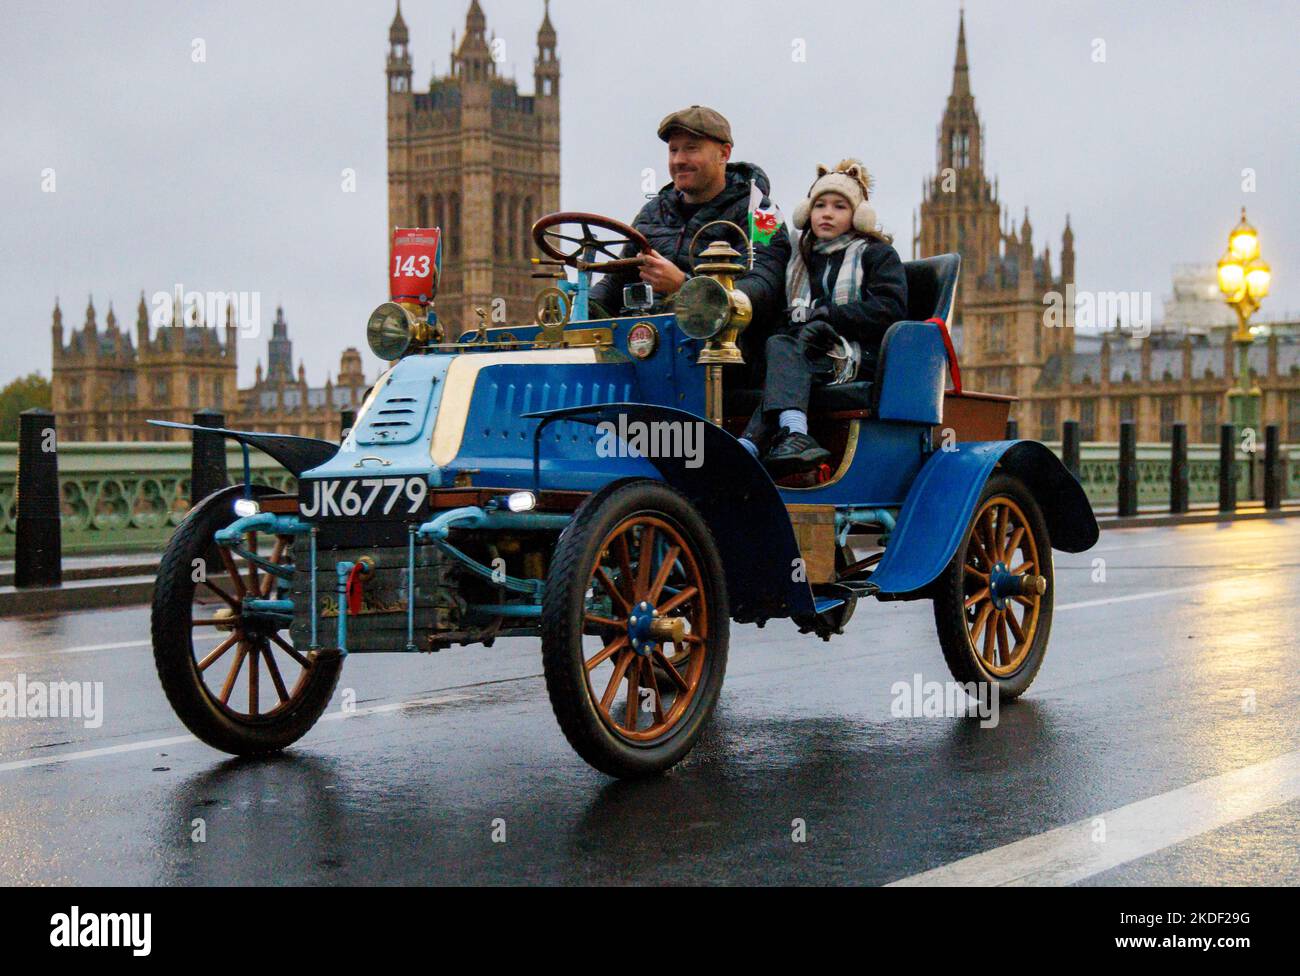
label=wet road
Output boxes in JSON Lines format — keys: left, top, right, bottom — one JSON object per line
{"left": 2, "top": 517, "right": 1299, "bottom": 886}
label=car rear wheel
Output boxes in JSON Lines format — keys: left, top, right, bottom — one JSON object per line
{"left": 541, "top": 480, "right": 729, "bottom": 778}
{"left": 931, "top": 472, "right": 1053, "bottom": 700}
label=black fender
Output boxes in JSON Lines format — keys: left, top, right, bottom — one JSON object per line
{"left": 523, "top": 403, "right": 817, "bottom": 622}
{"left": 186, "top": 481, "right": 283, "bottom": 519}
{"left": 147, "top": 419, "right": 339, "bottom": 477}
{"left": 868, "top": 440, "right": 1099, "bottom": 596}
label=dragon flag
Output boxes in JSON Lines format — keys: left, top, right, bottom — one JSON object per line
{"left": 748, "top": 180, "right": 785, "bottom": 248}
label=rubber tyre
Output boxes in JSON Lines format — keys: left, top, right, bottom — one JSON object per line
{"left": 152, "top": 486, "right": 342, "bottom": 755}
{"left": 541, "top": 479, "right": 729, "bottom": 778}
{"left": 931, "top": 472, "right": 1054, "bottom": 700}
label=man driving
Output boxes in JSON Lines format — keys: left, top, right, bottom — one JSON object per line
{"left": 588, "top": 106, "right": 790, "bottom": 353}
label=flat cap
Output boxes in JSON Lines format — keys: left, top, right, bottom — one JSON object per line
{"left": 657, "top": 105, "right": 733, "bottom": 144}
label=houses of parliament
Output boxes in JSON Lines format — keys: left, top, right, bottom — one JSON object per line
{"left": 917, "top": 12, "right": 1299, "bottom": 444}
{"left": 49, "top": 4, "right": 1299, "bottom": 446}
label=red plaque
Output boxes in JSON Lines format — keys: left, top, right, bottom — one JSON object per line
{"left": 390, "top": 227, "right": 442, "bottom": 303}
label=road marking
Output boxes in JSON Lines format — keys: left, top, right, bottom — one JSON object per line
{"left": 1085, "top": 540, "right": 1175, "bottom": 554}
{"left": 319, "top": 693, "right": 469, "bottom": 720}
{"left": 0, "top": 735, "right": 196, "bottom": 773}
{"left": 0, "top": 693, "right": 470, "bottom": 774}
{"left": 0, "top": 639, "right": 151, "bottom": 661}
{"left": 887, "top": 749, "right": 1300, "bottom": 886}
{"left": 1056, "top": 581, "right": 1215, "bottom": 611}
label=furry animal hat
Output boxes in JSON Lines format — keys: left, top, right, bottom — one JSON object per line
{"left": 792, "top": 158, "right": 878, "bottom": 234}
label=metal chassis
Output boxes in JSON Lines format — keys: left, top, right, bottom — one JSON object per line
{"left": 214, "top": 504, "right": 573, "bottom": 658}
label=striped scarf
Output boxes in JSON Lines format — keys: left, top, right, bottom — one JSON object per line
{"left": 785, "top": 233, "right": 869, "bottom": 385}
{"left": 785, "top": 233, "right": 869, "bottom": 312}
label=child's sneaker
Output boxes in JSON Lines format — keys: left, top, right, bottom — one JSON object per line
{"left": 763, "top": 428, "right": 831, "bottom": 477}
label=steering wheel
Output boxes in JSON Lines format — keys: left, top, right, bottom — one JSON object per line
{"left": 532, "top": 212, "right": 652, "bottom": 272}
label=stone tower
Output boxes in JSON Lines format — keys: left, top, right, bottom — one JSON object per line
{"left": 50, "top": 293, "right": 237, "bottom": 441}
{"left": 916, "top": 10, "right": 1075, "bottom": 416}
{"left": 386, "top": 1, "right": 561, "bottom": 336}
{"left": 267, "top": 305, "right": 293, "bottom": 380}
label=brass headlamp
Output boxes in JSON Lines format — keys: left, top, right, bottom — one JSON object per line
{"left": 676, "top": 238, "right": 753, "bottom": 364}
{"left": 366, "top": 301, "right": 434, "bottom": 361}
{"left": 675, "top": 221, "right": 754, "bottom": 424}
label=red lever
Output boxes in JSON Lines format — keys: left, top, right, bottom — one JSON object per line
{"left": 925, "top": 316, "right": 962, "bottom": 395}
{"left": 345, "top": 562, "right": 367, "bottom": 615}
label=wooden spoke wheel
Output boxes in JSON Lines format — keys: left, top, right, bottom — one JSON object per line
{"left": 932, "top": 473, "right": 1054, "bottom": 698}
{"left": 152, "top": 487, "right": 341, "bottom": 755}
{"left": 542, "top": 480, "right": 728, "bottom": 778}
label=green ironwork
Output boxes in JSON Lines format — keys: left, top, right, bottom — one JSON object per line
{"left": 0, "top": 441, "right": 295, "bottom": 557}
{"left": 0, "top": 436, "right": 1295, "bottom": 558}
{"left": 1043, "top": 440, "right": 1298, "bottom": 512}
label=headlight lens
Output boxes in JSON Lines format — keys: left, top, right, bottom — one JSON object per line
{"left": 233, "top": 497, "right": 260, "bottom": 518}
{"left": 673, "top": 275, "right": 732, "bottom": 340}
{"left": 366, "top": 302, "right": 417, "bottom": 360}
{"left": 506, "top": 490, "right": 536, "bottom": 513}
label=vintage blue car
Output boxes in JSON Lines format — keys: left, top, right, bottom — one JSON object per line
{"left": 150, "top": 212, "right": 1098, "bottom": 778}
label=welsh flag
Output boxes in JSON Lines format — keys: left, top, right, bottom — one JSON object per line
{"left": 748, "top": 181, "right": 784, "bottom": 246}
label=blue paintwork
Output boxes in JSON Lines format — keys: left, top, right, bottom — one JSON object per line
{"left": 352, "top": 368, "right": 435, "bottom": 447}
{"left": 453, "top": 358, "right": 658, "bottom": 491}
{"left": 868, "top": 440, "right": 1099, "bottom": 596}
{"left": 522, "top": 402, "right": 817, "bottom": 622}
{"left": 335, "top": 561, "right": 355, "bottom": 656}
{"left": 302, "top": 353, "right": 454, "bottom": 484}
{"left": 874, "top": 321, "right": 948, "bottom": 425}
{"left": 261, "top": 253, "right": 1098, "bottom": 630}
{"left": 478, "top": 313, "right": 705, "bottom": 416}
{"left": 775, "top": 421, "right": 928, "bottom": 507}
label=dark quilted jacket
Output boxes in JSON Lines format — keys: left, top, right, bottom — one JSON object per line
{"left": 588, "top": 161, "right": 791, "bottom": 331}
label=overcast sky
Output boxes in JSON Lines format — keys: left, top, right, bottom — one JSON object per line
{"left": 2, "top": 0, "right": 1297, "bottom": 389}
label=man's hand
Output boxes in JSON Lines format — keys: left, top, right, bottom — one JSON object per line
{"left": 638, "top": 249, "right": 687, "bottom": 296}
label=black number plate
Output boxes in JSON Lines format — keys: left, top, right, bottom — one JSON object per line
{"left": 299, "top": 476, "right": 429, "bottom": 521}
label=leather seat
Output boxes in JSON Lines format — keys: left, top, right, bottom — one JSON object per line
{"left": 724, "top": 380, "right": 873, "bottom": 417}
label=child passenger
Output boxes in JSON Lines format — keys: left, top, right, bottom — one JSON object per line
{"left": 740, "top": 159, "right": 908, "bottom": 477}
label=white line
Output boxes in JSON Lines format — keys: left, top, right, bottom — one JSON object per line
{"left": 0, "top": 735, "right": 196, "bottom": 773}
{"left": 887, "top": 749, "right": 1300, "bottom": 886}
{"left": 0, "top": 693, "right": 470, "bottom": 774}
{"left": 0, "top": 639, "right": 150, "bottom": 662}
{"left": 319, "top": 693, "right": 469, "bottom": 720}
{"left": 1056, "top": 581, "right": 1214, "bottom": 611}
{"left": 1085, "top": 540, "right": 1176, "bottom": 554}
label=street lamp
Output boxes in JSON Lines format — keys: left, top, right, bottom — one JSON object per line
{"left": 1216, "top": 207, "right": 1271, "bottom": 432}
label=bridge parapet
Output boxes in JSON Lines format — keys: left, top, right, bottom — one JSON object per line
{"left": 1, "top": 438, "right": 1295, "bottom": 556}
{"left": 1040, "top": 440, "right": 1299, "bottom": 511}
{"left": 0, "top": 441, "right": 293, "bottom": 556}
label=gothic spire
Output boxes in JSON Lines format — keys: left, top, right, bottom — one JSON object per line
{"left": 466, "top": 0, "right": 486, "bottom": 33}
{"left": 389, "top": 1, "right": 408, "bottom": 44}
{"left": 538, "top": 0, "right": 556, "bottom": 45}
{"left": 455, "top": 0, "right": 493, "bottom": 79}
{"left": 938, "top": 9, "right": 979, "bottom": 174}
{"left": 951, "top": 7, "right": 970, "bottom": 98}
